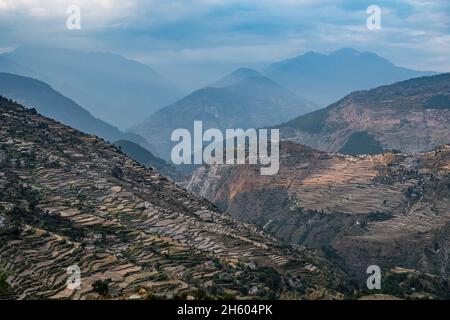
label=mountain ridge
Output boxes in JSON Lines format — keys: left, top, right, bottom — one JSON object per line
{"left": 212, "top": 68, "right": 263, "bottom": 87}
{"left": 132, "top": 71, "right": 316, "bottom": 161}
{"left": 0, "top": 72, "right": 155, "bottom": 152}
{"left": 265, "top": 48, "right": 436, "bottom": 106}
{"left": 278, "top": 73, "right": 450, "bottom": 155}
{"left": 0, "top": 46, "right": 183, "bottom": 129}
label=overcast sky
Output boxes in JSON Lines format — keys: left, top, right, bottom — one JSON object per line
{"left": 0, "top": 0, "right": 449, "bottom": 90}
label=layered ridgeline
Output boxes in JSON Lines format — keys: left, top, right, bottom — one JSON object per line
{"left": 0, "top": 97, "right": 354, "bottom": 300}
{"left": 188, "top": 141, "right": 450, "bottom": 298}
{"left": 0, "top": 72, "right": 182, "bottom": 180}
{"left": 211, "top": 68, "right": 263, "bottom": 87}
{"left": 0, "top": 73, "right": 151, "bottom": 149}
{"left": 279, "top": 73, "right": 450, "bottom": 155}
{"left": 132, "top": 68, "right": 316, "bottom": 160}
{"left": 0, "top": 46, "right": 183, "bottom": 129}
{"left": 265, "top": 48, "right": 435, "bottom": 107}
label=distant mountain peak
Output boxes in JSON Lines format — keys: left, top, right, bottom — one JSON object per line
{"left": 330, "top": 48, "right": 394, "bottom": 65}
{"left": 265, "top": 48, "right": 435, "bottom": 106}
{"left": 1, "top": 46, "right": 183, "bottom": 129}
{"left": 132, "top": 69, "right": 317, "bottom": 160}
{"left": 231, "top": 67, "right": 261, "bottom": 77}
{"left": 303, "top": 50, "right": 325, "bottom": 57}
{"left": 330, "top": 47, "right": 360, "bottom": 56}
{"left": 280, "top": 51, "right": 324, "bottom": 65}
{"left": 211, "top": 67, "right": 262, "bottom": 87}
{"left": 231, "top": 74, "right": 282, "bottom": 89}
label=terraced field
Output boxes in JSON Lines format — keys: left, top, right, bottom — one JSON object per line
{"left": 0, "top": 97, "right": 351, "bottom": 300}
{"left": 188, "top": 142, "right": 450, "bottom": 280}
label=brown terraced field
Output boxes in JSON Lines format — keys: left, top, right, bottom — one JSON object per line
{"left": 188, "top": 142, "right": 450, "bottom": 284}
{"left": 0, "top": 97, "right": 352, "bottom": 300}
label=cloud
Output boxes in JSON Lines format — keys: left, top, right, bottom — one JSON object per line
{"left": 0, "top": 0, "right": 137, "bottom": 25}
{"left": 0, "top": 0, "right": 449, "bottom": 83}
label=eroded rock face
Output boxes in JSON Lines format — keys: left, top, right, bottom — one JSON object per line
{"left": 188, "top": 141, "right": 450, "bottom": 283}
{"left": 0, "top": 97, "right": 351, "bottom": 300}
{"left": 279, "top": 73, "right": 450, "bottom": 155}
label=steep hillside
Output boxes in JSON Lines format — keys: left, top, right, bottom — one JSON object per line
{"left": 132, "top": 73, "right": 316, "bottom": 160}
{"left": 265, "top": 48, "right": 435, "bottom": 106}
{"left": 1, "top": 46, "right": 183, "bottom": 129}
{"left": 279, "top": 73, "right": 450, "bottom": 155}
{"left": 0, "top": 97, "right": 352, "bottom": 300}
{"left": 0, "top": 73, "right": 152, "bottom": 151}
{"left": 188, "top": 141, "right": 450, "bottom": 290}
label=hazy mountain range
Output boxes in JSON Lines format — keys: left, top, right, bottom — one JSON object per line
{"left": 0, "top": 46, "right": 445, "bottom": 166}
{"left": 265, "top": 48, "right": 435, "bottom": 107}
{"left": 211, "top": 68, "right": 263, "bottom": 87}
{"left": 0, "top": 72, "right": 152, "bottom": 150}
{"left": 0, "top": 46, "right": 183, "bottom": 129}
{"left": 1, "top": 44, "right": 450, "bottom": 300}
{"left": 131, "top": 68, "right": 316, "bottom": 160}
{"left": 0, "top": 47, "right": 447, "bottom": 164}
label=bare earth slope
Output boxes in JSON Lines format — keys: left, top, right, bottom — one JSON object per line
{"left": 0, "top": 97, "right": 350, "bottom": 300}
{"left": 188, "top": 142, "right": 450, "bottom": 288}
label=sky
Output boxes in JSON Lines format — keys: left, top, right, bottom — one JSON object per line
{"left": 0, "top": 0, "right": 449, "bottom": 90}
